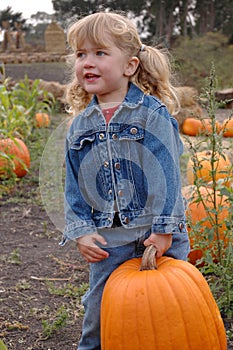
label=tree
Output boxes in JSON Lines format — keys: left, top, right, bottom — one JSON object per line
{"left": 194, "top": 0, "right": 233, "bottom": 38}
{"left": 51, "top": 0, "right": 233, "bottom": 44}
{"left": 0, "top": 6, "right": 26, "bottom": 30}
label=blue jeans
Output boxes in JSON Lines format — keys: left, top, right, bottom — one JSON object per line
{"left": 77, "top": 229, "right": 190, "bottom": 350}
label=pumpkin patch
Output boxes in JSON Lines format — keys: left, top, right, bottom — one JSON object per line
{"left": 183, "top": 186, "right": 230, "bottom": 264}
{"left": 101, "top": 246, "right": 227, "bottom": 350}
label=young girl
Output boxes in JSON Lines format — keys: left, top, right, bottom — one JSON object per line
{"left": 61, "top": 11, "right": 190, "bottom": 350}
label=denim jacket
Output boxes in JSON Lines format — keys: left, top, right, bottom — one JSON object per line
{"left": 62, "top": 83, "right": 187, "bottom": 244}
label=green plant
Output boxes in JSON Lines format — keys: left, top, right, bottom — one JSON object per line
{"left": 47, "top": 281, "right": 88, "bottom": 300}
{"left": 183, "top": 64, "right": 233, "bottom": 318}
{"left": 41, "top": 306, "right": 68, "bottom": 339}
{"left": 15, "top": 279, "right": 31, "bottom": 291}
{"left": 8, "top": 248, "right": 21, "bottom": 265}
{"left": 0, "top": 84, "right": 32, "bottom": 139}
{"left": 0, "top": 340, "right": 8, "bottom": 350}
{"left": 0, "top": 76, "right": 57, "bottom": 195}
{"left": 0, "top": 75, "right": 56, "bottom": 141}
{"left": 12, "top": 75, "right": 55, "bottom": 120}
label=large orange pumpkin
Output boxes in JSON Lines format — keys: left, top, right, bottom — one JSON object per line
{"left": 182, "top": 117, "right": 202, "bottom": 136}
{"left": 183, "top": 186, "right": 230, "bottom": 265}
{"left": 0, "top": 138, "right": 30, "bottom": 177}
{"left": 186, "top": 150, "right": 231, "bottom": 186}
{"left": 35, "top": 112, "right": 50, "bottom": 128}
{"left": 101, "top": 246, "right": 226, "bottom": 350}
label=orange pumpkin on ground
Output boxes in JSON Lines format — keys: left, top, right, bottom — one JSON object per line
{"left": 35, "top": 112, "right": 50, "bottom": 128}
{"left": 0, "top": 138, "right": 30, "bottom": 178}
{"left": 182, "top": 117, "right": 202, "bottom": 136}
{"left": 186, "top": 150, "right": 231, "bottom": 186}
{"left": 222, "top": 119, "right": 233, "bottom": 137}
{"left": 183, "top": 186, "right": 230, "bottom": 265}
{"left": 199, "top": 118, "right": 221, "bottom": 134}
{"left": 101, "top": 246, "right": 227, "bottom": 350}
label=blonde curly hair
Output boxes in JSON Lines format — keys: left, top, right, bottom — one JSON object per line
{"left": 65, "top": 11, "right": 179, "bottom": 116}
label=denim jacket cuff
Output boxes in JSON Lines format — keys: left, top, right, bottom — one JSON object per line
{"left": 59, "top": 220, "right": 96, "bottom": 246}
{"left": 151, "top": 216, "right": 187, "bottom": 234}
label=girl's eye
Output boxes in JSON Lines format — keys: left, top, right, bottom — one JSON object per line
{"left": 76, "top": 52, "right": 85, "bottom": 58}
{"left": 96, "top": 51, "right": 106, "bottom": 56}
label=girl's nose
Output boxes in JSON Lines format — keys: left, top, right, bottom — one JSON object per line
{"left": 83, "top": 55, "right": 95, "bottom": 68}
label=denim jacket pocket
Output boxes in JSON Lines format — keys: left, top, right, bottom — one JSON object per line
{"left": 117, "top": 125, "right": 145, "bottom": 141}
{"left": 70, "top": 133, "right": 96, "bottom": 151}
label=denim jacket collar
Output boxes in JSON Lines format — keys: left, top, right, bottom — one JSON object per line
{"left": 81, "top": 83, "right": 145, "bottom": 118}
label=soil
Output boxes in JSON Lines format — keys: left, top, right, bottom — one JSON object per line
{"left": 0, "top": 178, "right": 89, "bottom": 350}
{"left": 1, "top": 63, "right": 232, "bottom": 350}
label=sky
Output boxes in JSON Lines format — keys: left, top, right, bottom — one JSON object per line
{"left": 0, "top": 0, "right": 54, "bottom": 19}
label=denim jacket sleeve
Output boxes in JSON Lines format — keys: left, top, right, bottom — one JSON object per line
{"left": 145, "top": 105, "right": 187, "bottom": 235}
{"left": 62, "top": 135, "right": 97, "bottom": 244}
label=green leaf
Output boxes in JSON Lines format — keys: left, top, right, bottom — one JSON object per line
{"left": 0, "top": 340, "right": 8, "bottom": 350}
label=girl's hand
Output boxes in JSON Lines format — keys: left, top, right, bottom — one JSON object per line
{"left": 77, "top": 233, "right": 109, "bottom": 263}
{"left": 143, "top": 233, "right": 172, "bottom": 258}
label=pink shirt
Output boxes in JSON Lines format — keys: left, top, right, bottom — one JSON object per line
{"left": 102, "top": 105, "right": 119, "bottom": 124}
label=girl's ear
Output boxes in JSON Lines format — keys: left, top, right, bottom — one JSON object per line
{"left": 124, "top": 56, "right": 140, "bottom": 77}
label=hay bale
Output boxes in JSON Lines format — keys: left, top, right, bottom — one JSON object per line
{"left": 45, "top": 22, "right": 66, "bottom": 54}
{"left": 174, "top": 86, "right": 202, "bottom": 128}
{"left": 175, "top": 105, "right": 203, "bottom": 129}
{"left": 39, "top": 80, "right": 66, "bottom": 102}
{"left": 176, "top": 86, "right": 200, "bottom": 108}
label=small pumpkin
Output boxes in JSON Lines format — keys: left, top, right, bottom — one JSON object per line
{"left": 222, "top": 119, "right": 233, "bottom": 137}
{"left": 35, "top": 112, "right": 50, "bottom": 128}
{"left": 0, "top": 137, "right": 30, "bottom": 178}
{"left": 186, "top": 150, "right": 231, "bottom": 186}
{"left": 101, "top": 246, "right": 226, "bottom": 350}
{"left": 183, "top": 186, "right": 230, "bottom": 265}
{"left": 182, "top": 117, "right": 202, "bottom": 136}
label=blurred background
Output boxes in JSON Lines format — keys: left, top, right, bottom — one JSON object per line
{"left": 0, "top": 0, "right": 233, "bottom": 90}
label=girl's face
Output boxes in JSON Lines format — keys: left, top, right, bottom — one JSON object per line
{"left": 75, "top": 39, "right": 139, "bottom": 106}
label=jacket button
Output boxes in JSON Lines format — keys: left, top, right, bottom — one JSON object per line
{"left": 99, "top": 133, "right": 105, "bottom": 140}
{"left": 130, "top": 127, "right": 138, "bottom": 135}
{"left": 124, "top": 217, "right": 130, "bottom": 224}
{"left": 115, "top": 162, "right": 120, "bottom": 170}
{"left": 179, "top": 222, "right": 184, "bottom": 230}
{"left": 112, "top": 133, "right": 118, "bottom": 140}
{"left": 104, "top": 161, "right": 109, "bottom": 168}
{"left": 118, "top": 190, "right": 123, "bottom": 196}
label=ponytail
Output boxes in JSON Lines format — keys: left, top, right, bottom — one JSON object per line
{"left": 132, "top": 45, "right": 180, "bottom": 115}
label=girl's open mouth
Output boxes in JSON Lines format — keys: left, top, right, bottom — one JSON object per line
{"left": 85, "top": 73, "right": 100, "bottom": 82}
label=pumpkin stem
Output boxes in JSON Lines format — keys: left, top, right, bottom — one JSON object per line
{"left": 140, "top": 245, "right": 157, "bottom": 271}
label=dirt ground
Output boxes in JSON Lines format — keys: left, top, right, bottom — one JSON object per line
{"left": 0, "top": 179, "right": 90, "bottom": 349}
{"left": 1, "top": 62, "right": 232, "bottom": 350}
